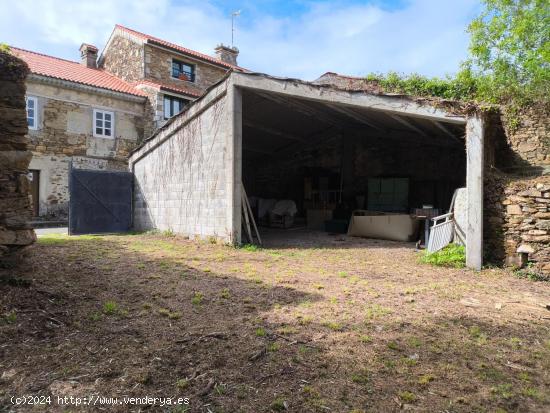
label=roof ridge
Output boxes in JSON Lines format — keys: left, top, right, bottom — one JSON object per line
{"left": 13, "top": 45, "right": 142, "bottom": 85}
{"left": 11, "top": 46, "right": 81, "bottom": 65}
{"left": 13, "top": 45, "right": 146, "bottom": 97}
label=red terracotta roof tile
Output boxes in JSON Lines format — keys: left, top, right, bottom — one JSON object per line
{"left": 12, "top": 47, "right": 146, "bottom": 97}
{"left": 133, "top": 79, "right": 203, "bottom": 98}
{"left": 115, "top": 24, "right": 245, "bottom": 71}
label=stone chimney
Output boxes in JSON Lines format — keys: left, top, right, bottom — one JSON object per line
{"left": 79, "top": 43, "right": 98, "bottom": 69}
{"left": 214, "top": 44, "right": 239, "bottom": 66}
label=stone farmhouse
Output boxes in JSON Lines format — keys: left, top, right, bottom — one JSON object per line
{"left": 13, "top": 24, "right": 242, "bottom": 219}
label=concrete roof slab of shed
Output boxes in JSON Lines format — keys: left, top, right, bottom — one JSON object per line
{"left": 232, "top": 72, "right": 467, "bottom": 125}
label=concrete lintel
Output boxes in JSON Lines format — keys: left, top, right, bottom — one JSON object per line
{"left": 232, "top": 72, "right": 466, "bottom": 125}
{"left": 465, "top": 114, "right": 484, "bottom": 270}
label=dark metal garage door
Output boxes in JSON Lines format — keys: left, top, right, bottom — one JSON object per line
{"left": 69, "top": 168, "right": 132, "bottom": 235}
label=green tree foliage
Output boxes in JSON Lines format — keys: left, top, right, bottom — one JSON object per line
{"left": 366, "top": 0, "right": 549, "bottom": 105}
{"left": 364, "top": 71, "right": 480, "bottom": 101}
{"left": 466, "top": 0, "right": 550, "bottom": 102}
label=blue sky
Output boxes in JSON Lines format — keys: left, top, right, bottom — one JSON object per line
{"left": 1, "top": 0, "right": 481, "bottom": 80}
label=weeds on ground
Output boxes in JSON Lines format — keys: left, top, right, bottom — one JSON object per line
{"left": 322, "top": 320, "right": 343, "bottom": 331}
{"left": 469, "top": 325, "right": 488, "bottom": 345}
{"left": 491, "top": 383, "right": 514, "bottom": 400}
{"left": 159, "top": 308, "right": 182, "bottom": 319}
{"left": 176, "top": 378, "right": 189, "bottom": 389}
{"left": 255, "top": 327, "right": 266, "bottom": 337}
{"left": 191, "top": 292, "right": 204, "bottom": 305}
{"left": 513, "top": 263, "right": 549, "bottom": 282}
{"left": 365, "top": 304, "right": 392, "bottom": 320}
{"left": 103, "top": 300, "right": 118, "bottom": 315}
{"left": 420, "top": 244, "right": 465, "bottom": 268}
{"left": 418, "top": 374, "right": 435, "bottom": 385}
{"left": 89, "top": 311, "right": 102, "bottom": 321}
{"left": 239, "top": 244, "right": 260, "bottom": 252}
{"left": 351, "top": 369, "right": 370, "bottom": 385}
{"left": 398, "top": 391, "right": 417, "bottom": 403}
{"left": 270, "top": 397, "right": 287, "bottom": 411}
{"left": 2, "top": 310, "right": 17, "bottom": 324}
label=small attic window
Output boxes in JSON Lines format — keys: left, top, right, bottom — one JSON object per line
{"left": 172, "top": 59, "right": 195, "bottom": 82}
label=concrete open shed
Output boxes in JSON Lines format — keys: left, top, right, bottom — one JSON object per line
{"left": 129, "top": 72, "right": 485, "bottom": 269}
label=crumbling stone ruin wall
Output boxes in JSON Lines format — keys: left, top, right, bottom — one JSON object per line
{"left": 0, "top": 51, "right": 36, "bottom": 261}
{"left": 500, "top": 104, "right": 549, "bottom": 170}
{"left": 484, "top": 105, "right": 550, "bottom": 273}
{"left": 485, "top": 172, "right": 550, "bottom": 273}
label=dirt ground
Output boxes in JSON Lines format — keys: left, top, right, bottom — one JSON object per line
{"left": 1, "top": 230, "right": 549, "bottom": 413}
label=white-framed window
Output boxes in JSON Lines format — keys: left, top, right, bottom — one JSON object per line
{"left": 26, "top": 96, "right": 38, "bottom": 130}
{"left": 93, "top": 109, "right": 114, "bottom": 138}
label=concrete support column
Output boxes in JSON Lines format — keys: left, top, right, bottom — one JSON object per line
{"left": 465, "top": 115, "right": 484, "bottom": 270}
{"left": 226, "top": 82, "right": 242, "bottom": 244}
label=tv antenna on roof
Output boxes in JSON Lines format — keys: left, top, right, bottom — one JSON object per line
{"left": 231, "top": 10, "right": 241, "bottom": 47}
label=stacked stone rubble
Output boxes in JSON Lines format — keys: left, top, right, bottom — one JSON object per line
{"left": 502, "top": 177, "right": 550, "bottom": 273}
{"left": 0, "top": 50, "right": 36, "bottom": 260}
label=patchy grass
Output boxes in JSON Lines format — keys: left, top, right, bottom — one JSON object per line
{"left": 255, "top": 327, "right": 266, "bottom": 337}
{"left": 420, "top": 244, "right": 466, "bottom": 268}
{"left": 398, "top": 390, "right": 417, "bottom": 403}
{"left": 2, "top": 231, "right": 549, "bottom": 412}
{"left": 239, "top": 244, "right": 260, "bottom": 252}
{"left": 2, "top": 310, "right": 17, "bottom": 324}
{"left": 191, "top": 291, "right": 204, "bottom": 305}
{"left": 102, "top": 300, "right": 118, "bottom": 315}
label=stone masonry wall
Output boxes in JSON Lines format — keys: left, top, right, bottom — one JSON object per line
{"left": 100, "top": 33, "right": 144, "bottom": 83}
{"left": 500, "top": 105, "right": 549, "bottom": 170}
{"left": 0, "top": 51, "right": 35, "bottom": 261}
{"left": 484, "top": 105, "right": 549, "bottom": 272}
{"left": 144, "top": 44, "right": 229, "bottom": 93}
{"left": 485, "top": 172, "right": 550, "bottom": 274}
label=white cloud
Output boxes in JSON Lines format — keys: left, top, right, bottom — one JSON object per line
{"left": 1, "top": 0, "right": 480, "bottom": 80}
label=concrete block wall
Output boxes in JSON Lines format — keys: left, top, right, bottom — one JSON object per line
{"left": 132, "top": 94, "right": 230, "bottom": 240}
